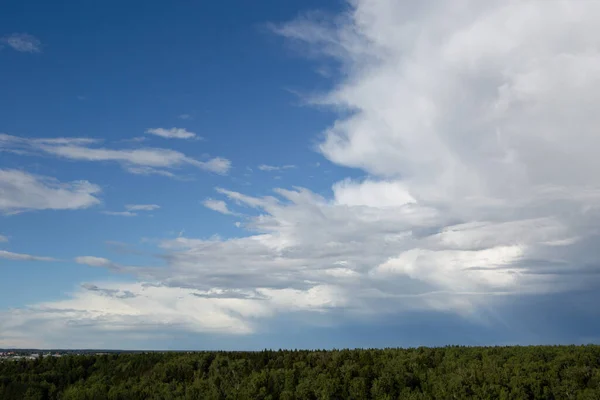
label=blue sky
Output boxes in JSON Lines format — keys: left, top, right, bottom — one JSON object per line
{"left": 2, "top": 0, "right": 600, "bottom": 349}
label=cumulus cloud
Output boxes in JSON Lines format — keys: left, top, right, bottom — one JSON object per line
{"left": 145, "top": 127, "right": 198, "bottom": 140}
{"left": 258, "top": 164, "right": 296, "bottom": 171}
{"left": 200, "top": 157, "right": 232, "bottom": 175}
{"left": 0, "top": 133, "right": 230, "bottom": 175}
{"left": 4, "top": 0, "right": 600, "bottom": 346}
{"left": 0, "top": 250, "right": 56, "bottom": 262}
{"left": 155, "top": 0, "right": 600, "bottom": 317}
{"left": 2, "top": 33, "right": 41, "bottom": 53}
{"left": 0, "top": 169, "right": 101, "bottom": 214}
{"left": 333, "top": 179, "right": 415, "bottom": 208}
{"left": 266, "top": 0, "right": 600, "bottom": 300}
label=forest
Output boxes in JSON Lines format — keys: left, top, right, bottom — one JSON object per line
{"left": 1, "top": 345, "right": 600, "bottom": 399}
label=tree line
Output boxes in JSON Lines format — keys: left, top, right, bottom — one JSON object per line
{"left": 1, "top": 345, "right": 600, "bottom": 399}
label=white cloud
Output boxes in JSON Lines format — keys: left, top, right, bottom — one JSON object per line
{"left": 102, "top": 211, "right": 137, "bottom": 217}
{"left": 333, "top": 179, "right": 415, "bottom": 208}
{"left": 145, "top": 127, "right": 198, "bottom": 140}
{"left": 73, "top": 256, "right": 158, "bottom": 278}
{"left": 75, "top": 256, "right": 115, "bottom": 268}
{"left": 150, "top": 0, "right": 600, "bottom": 319}
{"left": 0, "top": 235, "right": 7, "bottom": 243}
{"left": 0, "top": 250, "right": 56, "bottom": 262}
{"left": 201, "top": 157, "right": 231, "bottom": 175}
{"left": 2, "top": 33, "right": 41, "bottom": 53}
{"left": 202, "top": 199, "right": 236, "bottom": 215}
{"left": 101, "top": 204, "right": 159, "bottom": 217}
{"left": 258, "top": 164, "right": 296, "bottom": 171}
{"left": 45, "top": 145, "right": 190, "bottom": 168}
{"left": 125, "top": 204, "right": 160, "bottom": 211}
{"left": 0, "top": 282, "right": 271, "bottom": 348}
{"left": 178, "top": 114, "right": 193, "bottom": 120}
{"left": 0, "top": 134, "right": 230, "bottom": 176}
{"left": 0, "top": 169, "right": 101, "bottom": 214}
{"left": 372, "top": 246, "right": 525, "bottom": 290}
{"left": 202, "top": 199, "right": 231, "bottom": 214}
{"left": 31, "top": 137, "right": 99, "bottom": 145}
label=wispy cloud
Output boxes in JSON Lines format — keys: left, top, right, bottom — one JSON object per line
{"left": 102, "top": 211, "right": 137, "bottom": 217}
{"left": 0, "top": 134, "right": 230, "bottom": 176}
{"left": 258, "top": 164, "right": 296, "bottom": 172}
{"left": 202, "top": 199, "right": 238, "bottom": 215}
{"left": 75, "top": 256, "right": 116, "bottom": 268}
{"left": 0, "top": 168, "right": 101, "bottom": 214}
{"left": 178, "top": 114, "right": 193, "bottom": 120}
{"left": 0, "top": 235, "right": 7, "bottom": 243}
{"left": 145, "top": 127, "right": 198, "bottom": 140}
{"left": 80, "top": 283, "right": 137, "bottom": 299}
{"left": 2, "top": 33, "right": 41, "bottom": 53}
{"left": 74, "top": 256, "right": 157, "bottom": 277}
{"left": 102, "top": 204, "right": 160, "bottom": 217}
{"left": 125, "top": 204, "right": 160, "bottom": 211}
{"left": 0, "top": 250, "right": 56, "bottom": 262}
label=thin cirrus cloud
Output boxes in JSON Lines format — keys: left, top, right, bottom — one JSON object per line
{"left": 0, "top": 168, "right": 101, "bottom": 214}
{"left": 102, "top": 204, "right": 160, "bottom": 217}
{"left": 257, "top": 164, "right": 296, "bottom": 172}
{"left": 126, "top": 204, "right": 160, "bottom": 211}
{"left": 5, "top": 0, "right": 600, "bottom": 347}
{"left": 102, "top": 211, "right": 137, "bottom": 217}
{"left": 74, "top": 256, "right": 128, "bottom": 274}
{"left": 75, "top": 256, "right": 116, "bottom": 268}
{"left": 0, "top": 235, "right": 7, "bottom": 243}
{"left": 145, "top": 127, "right": 199, "bottom": 140}
{"left": 0, "top": 133, "right": 230, "bottom": 176}
{"left": 1, "top": 33, "right": 41, "bottom": 53}
{"left": 0, "top": 250, "right": 56, "bottom": 262}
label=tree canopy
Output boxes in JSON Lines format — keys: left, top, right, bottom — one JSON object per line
{"left": 1, "top": 345, "right": 600, "bottom": 399}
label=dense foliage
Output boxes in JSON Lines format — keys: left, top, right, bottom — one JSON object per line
{"left": 1, "top": 345, "right": 600, "bottom": 399}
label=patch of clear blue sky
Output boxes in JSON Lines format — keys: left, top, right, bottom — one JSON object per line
{"left": 0, "top": 0, "right": 366, "bottom": 308}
